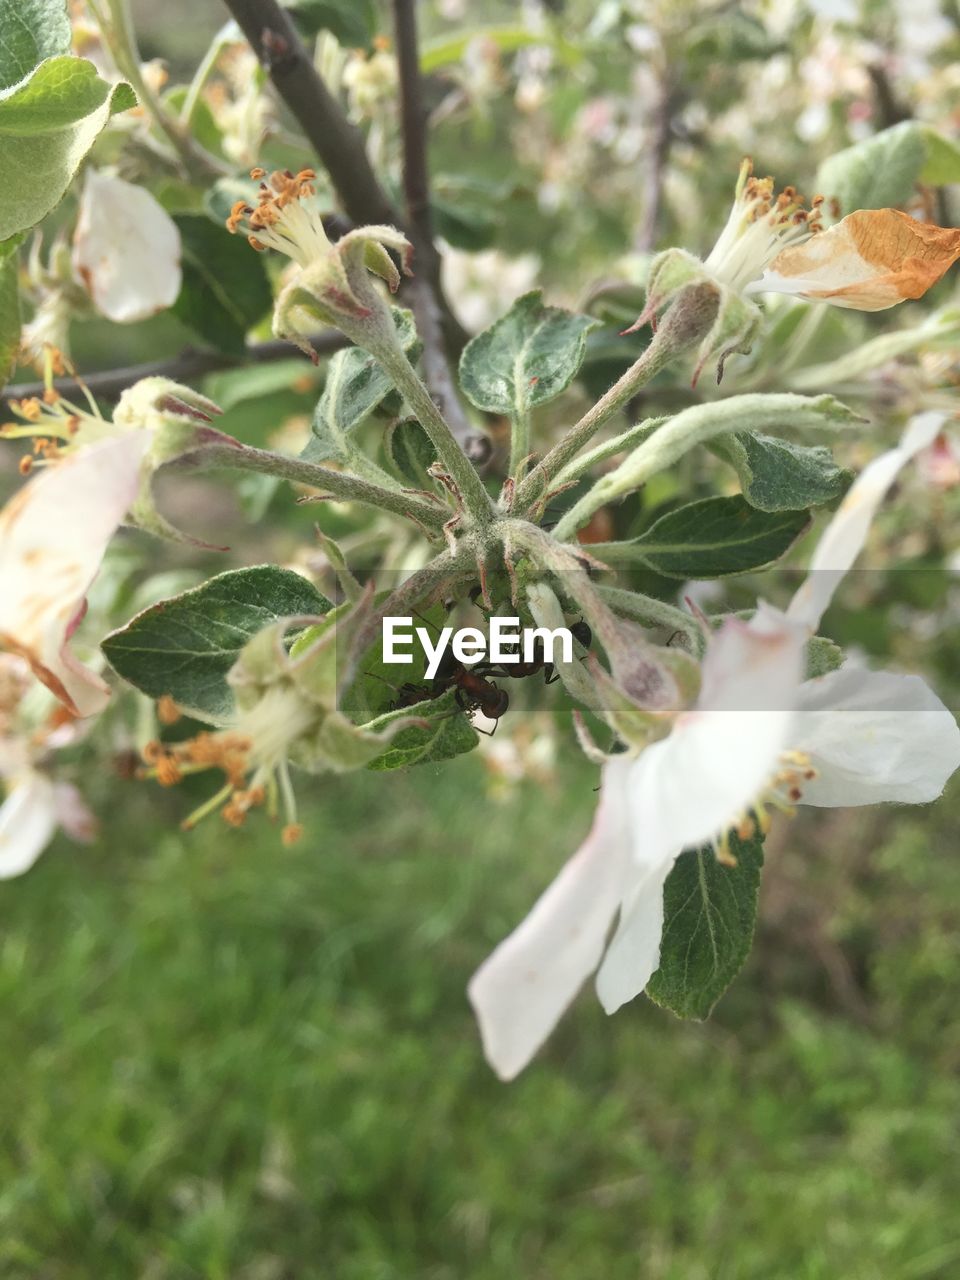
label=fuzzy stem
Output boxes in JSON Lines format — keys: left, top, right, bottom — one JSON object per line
{"left": 515, "top": 286, "right": 715, "bottom": 515}
{"left": 379, "top": 349, "right": 495, "bottom": 527}
{"left": 192, "top": 442, "right": 449, "bottom": 533}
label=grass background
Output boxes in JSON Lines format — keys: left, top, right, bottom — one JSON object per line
{"left": 3, "top": 752, "right": 960, "bottom": 1279}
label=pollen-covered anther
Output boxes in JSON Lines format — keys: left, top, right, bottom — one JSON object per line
{"left": 282, "top": 823, "right": 304, "bottom": 847}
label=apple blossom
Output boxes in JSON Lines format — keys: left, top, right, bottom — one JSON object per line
{"left": 225, "top": 167, "right": 413, "bottom": 362}
{"left": 73, "top": 171, "right": 182, "bottom": 323}
{"left": 469, "top": 414, "right": 960, "bottom": 1079}
{"left": 633, "top": 160, "right": 960, "bottom": 382}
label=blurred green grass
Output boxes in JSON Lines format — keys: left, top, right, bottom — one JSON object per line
{"left": 2, "top": 753, "right": 959, "bottom": 1280}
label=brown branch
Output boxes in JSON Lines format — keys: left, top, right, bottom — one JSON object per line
{"left": 1, "top": 333, "right": 348, "bottom": 410}
{"left": 222, "top": 0, "right": 398, "bottom": 227}
{"left": 392, "top": 0, "right": 485, "bottom": 454}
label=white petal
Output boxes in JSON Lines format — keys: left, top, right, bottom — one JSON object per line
{"left": 73, "top": 172, "right": 182, "bottom": 323}
{"left": 0, "top": 773, "right": 57, "bottom": 878}
{"left": 594, "top": 857, "right": 672, "bottom": 1014}
{"left": 792, "top": 666, "right": 960, "bottom": 806}
{"left": 622, "top": 616, "right": 805, "bottom": 871}
{"left": 0, "top": 434, "right": 149, "bottom": 716}
{"left": 787, "top": 413, "right": 946, "bottom": 631}
{"left": 467, "top": 756, "right": 633, "bottom": 1080}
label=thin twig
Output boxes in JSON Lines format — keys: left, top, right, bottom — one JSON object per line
{"left": 1, "top": 333, "right": 348, "bottom": 409}
{"left": 392, "top": 0, "right": 477, "bottom": 451}
{"left": 222, "top": 0, "right": 398, "bottom": 227}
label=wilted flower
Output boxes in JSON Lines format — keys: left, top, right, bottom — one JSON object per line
{"left": 73, "top": 171, "right": 182, "bottom": 323}
{"left": 469, "top": 413, "right": 960, "bottom": 1079}
{"left": 634, "top": 160, "right": 960, "bottom": 382}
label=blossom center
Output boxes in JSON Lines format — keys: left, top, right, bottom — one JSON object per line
{"left": 226, "top": 167, "right": 331, "bottom": 268}
{"left": 704, "top": 159, "right": 825, "bottom": 294}
{"left": 716, "top": 748, "right": 819, "bottom": 865}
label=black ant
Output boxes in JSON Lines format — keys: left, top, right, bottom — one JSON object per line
{"left": 431, "top": 649, "right": 510, "bottom": 732}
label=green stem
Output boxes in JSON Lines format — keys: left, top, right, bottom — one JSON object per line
{"left": 91, "top": 0, "right": 229, "bottom": 179}
{"left": 180, "top": 27, "right": 232, "bottom": 128}
{"left": 509, "top": 408, "right": 532, "bottom": 480}
{"left": 514, "top": 288, "right": 713, "bottom": 515}
{"left": 193, "top": 442, "right": 449, "bottom": 534}
{"left": 551, "top": 415, "right": 665, "bottom": 490}
{"left": 594, "top": 584, "right": 702, "bottom": 650}
{"left": 380, "top": 350, "right": 495, "bottom": 527}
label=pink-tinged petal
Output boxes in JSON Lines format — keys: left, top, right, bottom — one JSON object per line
{"left": 468, "top": 755, "right": 633, "bottom": 1081}
{"left": 53, "top": 782, "right": 98, "bottom": 843}
{"left": 73, "top": 172, "right": 182, "bottom": 323}
{"left": 0, "top": 773, "right": 57, "bottom": 878}
{"left": 786, "top": 413, "right": 945, "bottom": 631}
{"left": 621, "top": 616, "right": 805, "bottom": 873}
{"left": 0, "top": 433, "right": 149, "bottom": 716}
{"left": 753, "top": 210, "right": 960, "bottom": 311}
{"left": 792, "top": 667, "right": 960, "bottom": 806}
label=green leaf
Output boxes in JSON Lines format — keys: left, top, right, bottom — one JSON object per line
{"left": 459, "top": 290, "right": 598, "bottom": 421}
{"left": 919, "top": 126, "right": 960, "bottom": 185}
{"left": 0, "top": 57, "right": 136, "bottom": 241}
{"left": 0, "top": 0, "right": 71, "bottom": 91}
{"left": 711, "top": 433, "right": 851, "bottom": 512}
{"left": 593, "top": 496, "right": 810, "bottom": 579}
{"left": 0, "top": 245, "right": 20, "bottom": 389}
{"left": 171, "top": 215, "right": 273, "bottom": 356}
{"left": 364, "top": 690, "right": 479, "bottom": 771}
{"left": 102, "top": 566, "right": 331, "bottom": 723}
{"left": 307, "top": 307, "right": 420, "bottom": 463}
{"left": 284, "top": 0, "right": 377, "bottom": 46}
{"left": 646, "top": 829, "right": 766, "bottom": 1020}
{"left": 805, "top": 636, "right": 844, "bottom": 680}
{"left": 815, "top": 122, "right": 926, "bottom": 215}
{"left": 387, "top": 417, "right": 436, "bottom": 487}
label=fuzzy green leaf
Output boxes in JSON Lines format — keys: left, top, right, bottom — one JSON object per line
{"left": 646, "top": 829, "right": 765, "bottom": 1020}
{"left": 594, "top": 496, "right": 810, "bottom": 579}
{"left": 102, "top": 567, "right": 331, "bottom": 724}
{"left": 0, "top": 57, "right": 136, "bottom": 241}
{"left": 306, "top": 307, "right": 420, "bottom": 464}
{"left": 711, "top": 433, "right": 851, "bottom": 512}
{"left": 459, "top": 290, "right": 599, "bottom": 419}
{"left": 171, "top": 215, "right": 273, "bottom": 356}
{"left": 0, "top": 0, "right": 71, "bottom": 91}
{"left": 815, "top": 122, "right": 926, "bottom": 215}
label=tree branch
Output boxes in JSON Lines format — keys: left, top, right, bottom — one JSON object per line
{"left": 635, "top": 70, "right": 674, "bottom": 254}
{"left": 391, "top": 0, "right": 479, "bottom": 452}
{"left": 222, "top": 0, "right": 398, "bottom": 228}
{"left": 1, "top": 333, "right": 348, "bottom": 410}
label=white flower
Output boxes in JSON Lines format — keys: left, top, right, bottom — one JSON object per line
{"left": 73, "top": 171, "right": 182, "bottom": 323}
{"left": 469, "top": 414, "right": 960, "bottom": 1079}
